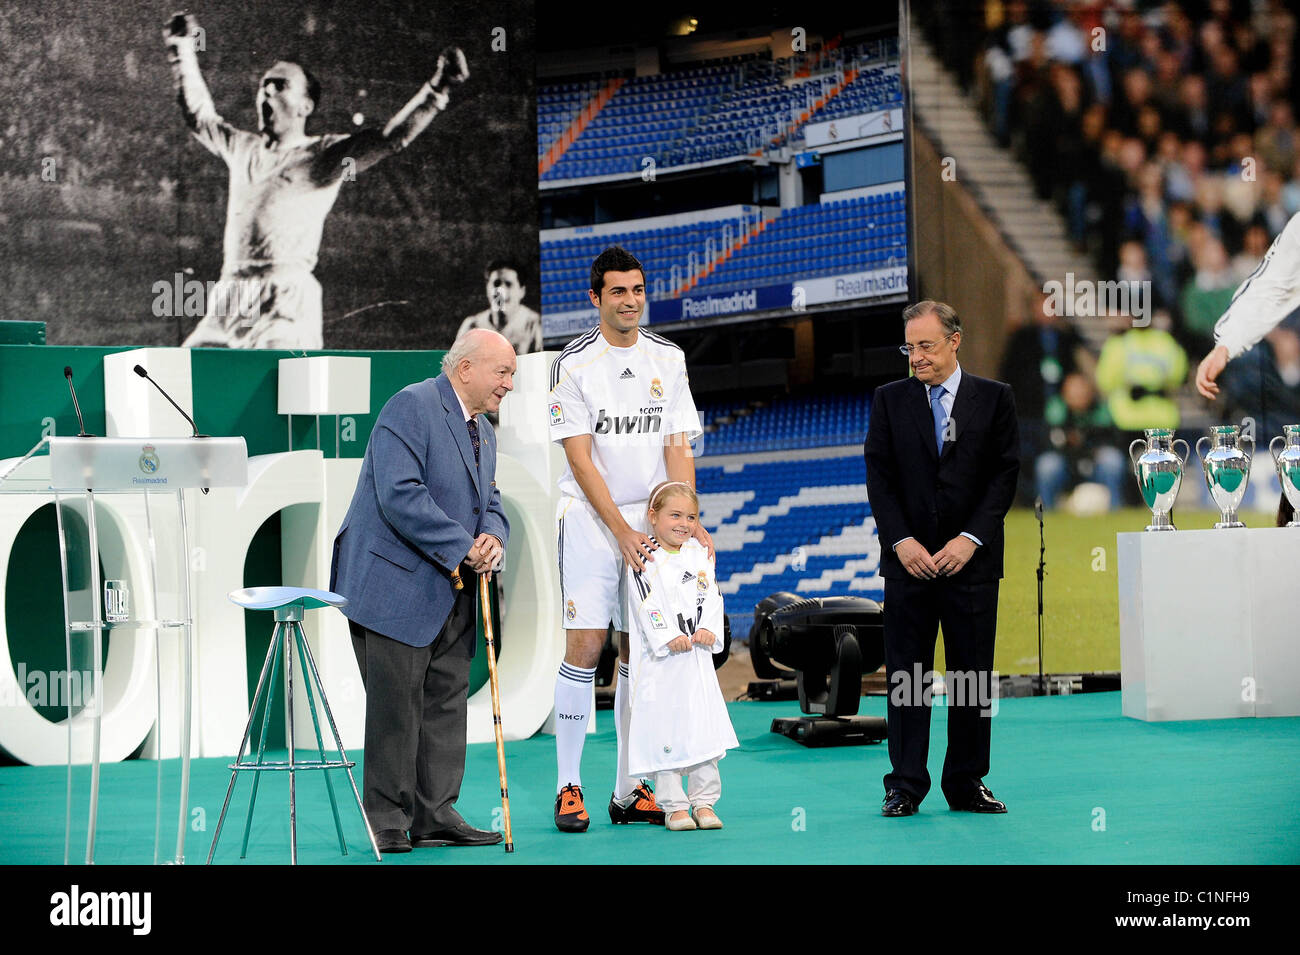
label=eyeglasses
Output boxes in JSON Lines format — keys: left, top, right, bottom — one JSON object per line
{"left": 898, "top": 332, "right": 956, "bottom": 357}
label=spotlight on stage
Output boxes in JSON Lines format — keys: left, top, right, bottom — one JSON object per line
{"left": 749, "top": 593, "right": 888, "bottom": 747}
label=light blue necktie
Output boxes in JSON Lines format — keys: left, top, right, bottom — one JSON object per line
{"left": 930, "top": 384, "right": 946, "bottom": 454}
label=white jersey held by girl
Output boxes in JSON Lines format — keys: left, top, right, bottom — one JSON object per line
{"left": 625, "top": 538, "right": 739, "bottom": 777}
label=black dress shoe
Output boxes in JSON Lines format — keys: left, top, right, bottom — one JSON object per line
{"left": 374, "top": 828, "right": 412, "bottom": 853}
{"left": 881, "top": 789, "right": 918, "bottom": 816}
{"left": 411, "top": 822, "right": 503, "bottom": 847}
{"left": 947, "top": 784, "right": 1007, "bottom": 813}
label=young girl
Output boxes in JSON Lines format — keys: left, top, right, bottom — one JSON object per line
{"left": 625, "top": 481, "right": 739, "bottom": 831}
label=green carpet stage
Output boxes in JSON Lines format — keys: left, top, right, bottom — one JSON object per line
{"left": 2, "top": 692, "right": 1297, "bottom": 865}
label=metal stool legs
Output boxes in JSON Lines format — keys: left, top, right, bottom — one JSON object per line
{"left": 207, "top": 603, "right": 380, "bottom": 864}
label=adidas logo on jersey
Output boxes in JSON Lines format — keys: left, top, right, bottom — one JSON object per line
{"left": 594, "top": 408, "right": 662, "bottom": 434}
{"left": 619, "top": 368, "right": 636, "bottom": 379}
{"left": 681, "top": 571, "right": 695, "bottom": 584}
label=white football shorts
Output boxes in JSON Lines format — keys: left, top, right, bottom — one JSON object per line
{"left": 556, "top": 495, "right": 649, "bottom": 632}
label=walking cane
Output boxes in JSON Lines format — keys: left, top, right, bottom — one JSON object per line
{"left": 478, "top": 572, "right": 514, "bottom": 852}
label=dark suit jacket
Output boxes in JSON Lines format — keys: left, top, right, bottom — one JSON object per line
{"left": 331, "top": 374, "right": 509, "bottom": 647}
{"left": 864, "top": 369, "right": 1019, "bottom": 582}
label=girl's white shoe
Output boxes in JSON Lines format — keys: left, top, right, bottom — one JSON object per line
{"left": 666, "top": 810, "right": 697, "bottom": 831}
{"left": 692, "top": 806, "right": 723, "bottom": 830}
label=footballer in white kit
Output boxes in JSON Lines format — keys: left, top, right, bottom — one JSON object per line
{"left": 1197, "top": 209, "right": 1300, "bottom": 398}
{"left": 550, "top": 324, "right": 701, "bottom": 628}
{"left": 546, "top": 247, "right": 708, "bottom": 833}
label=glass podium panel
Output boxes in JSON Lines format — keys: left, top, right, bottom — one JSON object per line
{"left": 2, "top": 436, "right": 245, "bottom": 864}
{"left": 56, "top": 487, "right": 192, "bottom": 864}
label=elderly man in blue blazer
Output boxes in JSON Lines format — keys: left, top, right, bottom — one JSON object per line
{"left": 331, "top": 328, "right": 516, "bottom": 853}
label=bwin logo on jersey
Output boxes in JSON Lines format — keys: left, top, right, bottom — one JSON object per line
{"left": 594, "top": 409, "right": 661, "bottom": 435}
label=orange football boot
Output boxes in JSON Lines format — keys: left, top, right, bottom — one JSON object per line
{"left": 608, "top": 782, "right": 666, "bottom": 825}
{"left": 555, "top": 783, "right": 590, "bottom": 832}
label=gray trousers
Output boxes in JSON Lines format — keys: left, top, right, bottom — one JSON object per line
{"left": 349, "top": 587, "right": 475, "bottom": 833}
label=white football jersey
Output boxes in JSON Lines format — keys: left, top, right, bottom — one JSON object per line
{"left": 548, "top": 326, "right": 702, "bottom": 506}
{"left": 1214, "top": 209, "right": 1300, "bottom": 358}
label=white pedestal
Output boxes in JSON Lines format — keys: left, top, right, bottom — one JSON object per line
{"left": 103, "top": 348, "right": 195, "bottom": 438}
{"left": 1119, "top": 528, "right": 1300, "bottom": 720}
{"left": 277, "top": 356, "right": 370, "bottom": 415}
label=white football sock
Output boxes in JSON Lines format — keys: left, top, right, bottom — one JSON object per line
{"left": 555, "top": 662, "right": 594, "bottom": 794}
{"left": 613, "top": 662, "right": 639, "bottom": 804}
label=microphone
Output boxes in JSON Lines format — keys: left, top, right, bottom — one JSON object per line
{"left": 1034, "top": 496, "right": 1043, "bottom": 523}
{"left": 63, "top": 366, "right": 93, "bottom": 437}
{"left": 133, "top": 365, "right": 205, "bottom": 438}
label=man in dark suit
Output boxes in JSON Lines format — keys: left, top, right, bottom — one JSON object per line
{"left": 331, "top": 328, "right": 515, "bottom": 852}
{"left": 864, "top": 300, "right": 1019, "bottom": 817}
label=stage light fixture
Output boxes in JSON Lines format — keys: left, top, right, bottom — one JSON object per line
{"left": 749, "top": 593, "right": 888, "bottom": 747}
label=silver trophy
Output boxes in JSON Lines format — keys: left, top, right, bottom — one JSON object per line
{"left": 1196, "top": 425, "right": 1253, "bottom": 528}
{"left": 1269, "top": 424, "right": 1300, "bottom": 527}
{"left": 1128, "top": 428, "right": 1189, "bottom": 531}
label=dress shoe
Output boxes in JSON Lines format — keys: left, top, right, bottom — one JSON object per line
{"left": 411, "top": 822, "right": 503, "bottom": 847}
{"left": 374, "top": 828, "right": 412, "bottom": 853}
{"left": 881, "top": 789, "right": 918, "bottom": 816}
{"left": 947, "top": 784, "right": 1007, "bottom": 813}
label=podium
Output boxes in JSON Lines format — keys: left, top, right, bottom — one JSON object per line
{"left": 0, "top": 435, "right": 247, "bottom": 863}
{"left": 1118, "top": 528, "right": 1300, "bottom": 720}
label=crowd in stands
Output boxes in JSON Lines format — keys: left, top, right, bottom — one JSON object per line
{"left": 922, "top": 0, "right": 1300, "bottom": 506}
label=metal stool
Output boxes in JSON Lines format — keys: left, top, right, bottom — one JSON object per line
{"left": 207, "top": 586, "right": 380, "bottom": 864}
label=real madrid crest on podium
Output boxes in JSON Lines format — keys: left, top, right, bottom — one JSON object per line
{"left": 139, "top": 444, "right": 160, "bottom": 475}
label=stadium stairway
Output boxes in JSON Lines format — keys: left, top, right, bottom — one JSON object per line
{"left": 538, "top": 76, "right": 626, "bottom": 178}
{"left": 907, "top": 16, "right": 1105, "bottom": 351}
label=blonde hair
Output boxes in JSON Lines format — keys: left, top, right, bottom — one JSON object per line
{"left": 648, "top": 480, "right": 697, "bottom": 512}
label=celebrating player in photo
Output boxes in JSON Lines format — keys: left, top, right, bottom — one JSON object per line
{"left": 547, "top": 246, "right": 711, "bottom": 832}
{"left": 163, "top": 11, "right": 468, "bottom": 349}
{"left": 626, "top": 481, "right": 738, "bottom": 831}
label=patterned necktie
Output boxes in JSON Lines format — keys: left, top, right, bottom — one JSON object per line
{"left": 930, "top": 384, "right": 946, "bottom": 454}
{"left": 466, "top": 417, "right": 480, "bottom": 466}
